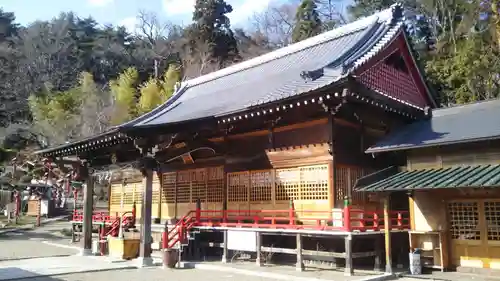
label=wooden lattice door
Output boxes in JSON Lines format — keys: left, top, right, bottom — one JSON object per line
{"left": 448, "top": 199, "right": 500, "bottom": 269}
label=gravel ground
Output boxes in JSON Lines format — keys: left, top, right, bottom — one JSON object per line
{"left": 13, "top": 267, "right": 280, "bottom": 281}
{"left": 0, "top": 221, "right": 78, "bottom": 261}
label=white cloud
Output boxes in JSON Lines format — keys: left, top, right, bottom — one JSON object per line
{"left": 229, "top": 0, "right": 272, "bottom": 25}
{"left": 161, "top": 0, "right": 272, "bottom": 26}
{"left": 88, "top": 0, "right": 114, "bottom": 7}
{"left": 162, "top": 0, "right": 196, "bottom": 16}
{"left": 118, "top": 17, "right": 138, "bottom": 34}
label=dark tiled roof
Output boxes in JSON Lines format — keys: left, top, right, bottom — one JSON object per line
{"left": 355, "top": 164, "right": 500, "bottom": 192}
{"left": 121, "top": 5, "right": 410, "bottom": 129}
{"left": 366, "top": 98, "right": 500, "bottom": 153}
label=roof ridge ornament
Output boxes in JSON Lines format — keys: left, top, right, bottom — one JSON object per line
{"left": 300, "top": 69, "right": 324, "bottom": 81}
{"left": 391, "top": 3, "right": 404, "bottom": 24}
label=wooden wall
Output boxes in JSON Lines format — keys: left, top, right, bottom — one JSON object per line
{"left": 107, "top": 117, "right": 387, "bottom": 221}
{"left": 407, "top": 143, "right": 500, "bottom": 171}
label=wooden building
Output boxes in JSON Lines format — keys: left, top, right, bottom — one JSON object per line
{"left": 356, "top": 99, "right": 500, "bottom": 273}
{"left": 36, "top": 4, "right": 437, "bottom": 272}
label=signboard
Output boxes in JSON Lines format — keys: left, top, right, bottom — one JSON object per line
{"left": 227, "top": 230, "right": 257, "bottom": 252}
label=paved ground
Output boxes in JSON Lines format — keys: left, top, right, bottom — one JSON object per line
{"left": 11, "top": 267, "right": 282, "bottom": 281}
{"left": 0, "top": 221, "right": 77, "bottom": 261}
{"left": 0, "top": 221, "right": 495, "bottom": 281}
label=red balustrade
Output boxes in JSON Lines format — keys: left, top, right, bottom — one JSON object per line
{"left": 161, "top": 207, "right": 410, "bottom": 249}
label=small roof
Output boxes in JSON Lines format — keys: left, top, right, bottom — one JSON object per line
{"left": 355, "top": 164, "right": 500, "bottom": 192}
{"left": 121, "top": 4, "right": 418, "bottom": 129}
{"left": 366, "top": 98, "right": 500, "bottom": 153}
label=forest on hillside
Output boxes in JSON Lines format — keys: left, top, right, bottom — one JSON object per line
{"left": 0, "top": 0, "right": 499, "bottom": 161}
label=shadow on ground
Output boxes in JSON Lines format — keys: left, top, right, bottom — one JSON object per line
{"left": 0, "top": 226, "right": 72, "bottom": 242}
{"left": 0, "top": 267, "right": 66, "bottom": 281}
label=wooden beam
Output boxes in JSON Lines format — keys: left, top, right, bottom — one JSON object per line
{"left": 222, "top": 230, "right": 228, "bottom": 263}
{"left": 81, "top": 171, "right": 94, "bottom": 256}
{"left": 210, "top": 117, "right": 385, "bottom": 142}
{"left": 345, "top": 235, "right": 353, "bottom": 276}
{"left": 138, "top": 169, "right": 154, "bottom": 267}
{"left": 296, "top": 234, "right": 305, "bottom": 272}
{"left": 261, "top": 247, "right": 346, "bottom": 258}
{"left": 256, "top": 232, "right": 262, "bottom": 266}
{"left": 384, "top": 196, "right": 393, "bottom": 273}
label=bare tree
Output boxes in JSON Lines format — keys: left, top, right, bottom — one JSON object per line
{"left": 136, "top": 10, "right": 181, "bottom": 78}
{"left": 316, "top": 0, "right": 347, "bottom": 29}
{"left": 250, "top": 1, "right": 300, "bottom": 48}
{"left": 176, "top": 31, "right": 217, "bottom": 78}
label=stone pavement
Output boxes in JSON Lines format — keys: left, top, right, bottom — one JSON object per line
{"left": 398, "top": 272, "right": 500, "bottom": 281}
{"left": 12, "top": 267, "right": 283, "bottom": 281}
{"left": 174, "top": 260, "right": 393, "bottom": 281}
{"left": 0, "top": 221, "right": 77, "bottom": 261}
{"left": 0, "top": 256, "right": 137, "bottom": 280}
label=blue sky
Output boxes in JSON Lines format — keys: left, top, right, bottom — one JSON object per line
{"left": 1, "top": 0, "right": 295, "bottom": 31}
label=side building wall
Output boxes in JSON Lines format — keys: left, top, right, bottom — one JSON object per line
{"left": 407, "top": 144, "right": 500, "bottom": 270}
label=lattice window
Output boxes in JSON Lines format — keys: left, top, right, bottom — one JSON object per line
{"left": 275, "top": 168, "right": 300, "bottom": 201}
{"left": 176, "top": 170, "right": 191, "bottom": 203}
{"left": 250, "top": 170, "right": 273, "bottom": 202}
{"left": 110, "top": 184, "right": 122, "bottom": 205}
{"left": 350, "top": 168, "right": 370, "bottom": 204}
{"left": 300, "top": 165, "right": 329, "bottom": 200}
{"left": 132, "top": 182, "right": 143, "bottom": 204}
{"left": 335, "top": 166, "right": 370, "bottom": 205}
{"left": 162, "top": 172, "right": 176, "bottom": 203}
{"left": 448, "top": 201, "right": 481, "bottom": 240}
{"left": 152, "top": 177, "right": 161, "bottom": 204}
{"left": 485, "top": 201, "right": 500, "bottom": 241}
{"left": 207, "top": 166, "right": 224, "bottom": 203}
{"left": 335, "top": 167, "right": 349, "bottom": 204}
{"left": 227, "top": 172, "right": 249, "bottom": 202}
{"left": 191, "top": 169, "right": 207, "bottom": 202}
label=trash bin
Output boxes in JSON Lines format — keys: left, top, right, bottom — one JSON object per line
{"left": 409, "top": 249, "right": 422, "bottom": 275}
{"left": 163, "top": 248, "right": 179, "bottom": 268}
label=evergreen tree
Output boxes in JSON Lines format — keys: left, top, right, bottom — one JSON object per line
{"left": 191, "top": 0, "right": 240, "bottom": 69}
{"left": 109, "top": 67, "right": 139, "bottom": 124}
{"left": 292, "top": 0, "right": 323, "bottom": 43}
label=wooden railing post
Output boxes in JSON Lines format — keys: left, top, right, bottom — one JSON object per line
{"left": 131, "top": 201, "right": 136, "bottom": 226}
{"left": 289, "top": 200, "right": 295, "bottom": 225}
{"left": 343, "top": 196, "right": 351, "bottom": 232}
{"left": 373, "top": 213, "right": 379, "bottom": 230}
{"left": 162, "top": 228, "right": 168, "bottom": 249}
{"left": 397, "top": 212, "right": 403, "bottom": 229}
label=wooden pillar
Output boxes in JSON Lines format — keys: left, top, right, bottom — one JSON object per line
{"left": 138, "top": 168, "right": 154, "bottom": 267}
{"left": 296, "top": 233, "right": 305, "bottom": 272}
{"left": 344, "top": 234, "right": 353, "bottom": 276}
{"left": 222, "top": 230, "right": 228, "bottom": 263}
{"left": 374, "top": 234, "right": 383, "bottom": 271}
{"left": 80, "top": 171, "right": 94, "bottom": 256}
{"left": 384, "top": 195, "right": 393, "bottom": 273}
{"left": 256, "top": 232, "right": 262, "bottom": 266}
{"left": 157, "top": 171, "right": 162, "bottom": 223}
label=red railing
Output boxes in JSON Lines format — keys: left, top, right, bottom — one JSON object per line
{"left": 72, "top": 208, "right": 136, "bottom": 230}
{"left": 72, "top": 210, "right": 114, "bottom": 224}
{"left": 161, "top": 206, "right": 410, "bottom": 249}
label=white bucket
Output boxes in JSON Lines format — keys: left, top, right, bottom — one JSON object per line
{"left": 409, "top": 253, "right": 422, "bottom": 275}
